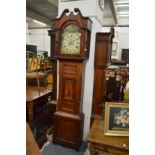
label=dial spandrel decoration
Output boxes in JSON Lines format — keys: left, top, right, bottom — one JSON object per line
{"left": 61, "top": 24, "right": 81, "bottom": 54}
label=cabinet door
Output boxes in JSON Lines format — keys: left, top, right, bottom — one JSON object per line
{"left": 58, "top": 61, "right": 83, "bottom": 114}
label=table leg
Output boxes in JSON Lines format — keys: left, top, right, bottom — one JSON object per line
{"left": 27, "top": 101, "right": 34, "bottom": 123}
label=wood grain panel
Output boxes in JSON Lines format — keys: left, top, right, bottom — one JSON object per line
{"left": 62, "top": 77, "right": 76, "bottom": 102}
{"left": 95, "top": 42, "right": 108, "bottom": 67}
{"left": 63, "top": 64, "right": 78, "bottom": 74}
{"left": 58, "top": 61, "right": 83, "bottom": 114}
{"left": 53, "top": 112, "right": 84, "bottom": 150}
{"left": 87, "top": 119, "right": 129, "bottom": 155}
{"left": 91, "top": 31, "right": 114, "bottom": 124}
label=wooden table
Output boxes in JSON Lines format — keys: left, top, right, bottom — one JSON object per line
{"left": 26, "top": 86, "right": 52, "bottom": 123}
{"left": 26, "top": 123, "right": 42, "bottom": 155}
{"left": 87, "top": 119, "right": 129, "bottom": 155}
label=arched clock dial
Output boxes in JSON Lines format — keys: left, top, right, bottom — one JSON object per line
{"left": 61, "top": 24, "right": 81, "bottom": 54}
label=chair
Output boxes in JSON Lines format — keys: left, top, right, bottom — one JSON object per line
{"left": 26, "top": 51, "right": 49, "bottom": 90}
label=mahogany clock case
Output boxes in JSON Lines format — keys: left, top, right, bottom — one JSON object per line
{"left": 52, "top": 8, "right": 92, "bottom": 150}
{"left": 91, "top": 30, "right": 114, "bottom": 124}
{"left": 53, "top": 112, "right": 84, "bottom": 150}
{"left": 58, "top": 60, "right": 85, "bottom": 114}
{"left": 53, "top": 8, "right": 92, "bottom": 60}
{"left": 53, "top": 55, "right": 85, "bottom": 150}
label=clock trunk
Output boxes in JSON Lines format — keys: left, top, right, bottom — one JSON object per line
{"left": 53, "top": 60, "right": 84, "bottom": 150}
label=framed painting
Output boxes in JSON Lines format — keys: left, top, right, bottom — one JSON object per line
{"left": 104, "top": 102, "right": 129, "bottom": 136}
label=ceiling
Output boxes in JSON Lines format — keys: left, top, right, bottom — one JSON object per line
{"left": 26, "top": 0, "right": 129, "bottom": 28}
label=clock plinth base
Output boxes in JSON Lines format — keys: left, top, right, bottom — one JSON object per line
{"left": 53, "top": 111, "right": 84, "bottom": 150}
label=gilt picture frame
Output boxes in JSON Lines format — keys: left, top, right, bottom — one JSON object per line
{"left": 104, "top": 102, "right": 129, "bottom": 136}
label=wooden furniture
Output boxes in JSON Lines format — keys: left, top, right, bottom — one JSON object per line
{"left": 37, "top": 63, "right": 53, "bottom": 90}
{"left": 48, "top": 29, "right": 57, "bottom": 100}
{"left": 26, "top": 86, "right": 52, "bottom": 123}
{"left": 111, "top": 59, "right": 126, "bottom": 66}
{"left": 26, "top": 86, "right": 57, "bottom": 148}
{"left": 87, "top": 119, "right": 129, "bottom": 155}
{"left": 91, "top": 30, "right": 114, "bottom": 124}
{"left": 105, "top": 67, "right": 129, "bottom": 102}
{"left": 26, "top": 51, "right": 51, "bottom": 90}
{"left": 121, "top": 49, "right": 129, "bottom": 64}
{"left": 52, "top": 8, "right": 92, "bottom": 150}
{"left": 26, "top": 123, "right": 42, "bottom": 155}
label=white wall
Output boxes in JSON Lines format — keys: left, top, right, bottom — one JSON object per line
{"left": 58, "top": 0, "right": 103, "bottom": 24}
{"left": 26, "top": 22, "right": 31, "bottom": 44}
{"left": 102, "top": 27, "right": 129, "bottom": 60}
{"left": 58, "top": 0, "right": 95, "bottom": 17}
{"left": 26, "top": 23, "right": 51, "bottom": 56}
{"left": 118, "top": 27, "right": 129, "bottom": 59}
{"left": 82, "top": 17, "right": 103, "bottom": 140}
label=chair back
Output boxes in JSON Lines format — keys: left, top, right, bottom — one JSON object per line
{"left": 26, "top": 51, "right": 39, "bottom": 72}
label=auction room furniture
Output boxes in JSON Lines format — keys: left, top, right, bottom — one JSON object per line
{"left": 26, "top": 51, "right": 51, "bottom": 90}
{"left": 26, "top": 86, "right": 52, "bottom": 123}
{"left": 105, "top": 67, "right": 129, "bottom": 102}
{"left": 121, "top": 49, "right": 129, "bottom": 64}
{"left": 26, "top": 123, "right": 41, "bottom": 155}
{"left": 48, "top": 30, "right": 57, "bottom": 100}
{"left": 87, "top": 119, "right": 129, "bottom": 155}
{"left": 52, "top": 8, "right": 92, "bottom": 150}
{"left": 26, "top": 86, "right": 57, "bottom": 148}
{"left": 40, "top": 58, "right": 54, "bottom": 90}
{"left": 91, "top": 30, "right": 114, "bottom": 124}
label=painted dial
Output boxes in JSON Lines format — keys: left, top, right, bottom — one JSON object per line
{"left": 61, "top": 24, "right": 81, "bottom": 54}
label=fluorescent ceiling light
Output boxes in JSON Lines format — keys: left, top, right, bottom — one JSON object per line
{"left": 115, "top": 4, "right": 129, "bottom": 7}
{"left": 117, "top": 11, "right": 129, "bottom": 15}
{"left": 61, "top": 0, "right": 84, "bottom": 1}
{"left": 115, "top": 2, "right": 129, "bottom": 7}
{"left": 32, "top": 20, "right": 46, "bottom": 26}
{"left": 117, "top": 14, "right": 129, "bottom": 17}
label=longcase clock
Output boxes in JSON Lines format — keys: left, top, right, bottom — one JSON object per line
{"left": 91, "top": 29, "right": 114, "bottom": 124}
{"left": 52, "top": 8, "right": 92, "bottom": 150}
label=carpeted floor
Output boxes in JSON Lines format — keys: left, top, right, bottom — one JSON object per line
{"left": 41, "top": 142, "right": 88, "bottom": 155}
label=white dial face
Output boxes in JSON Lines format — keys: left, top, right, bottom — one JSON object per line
{"left": 61, "top": 24, "right": 81, "bottom": 54}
